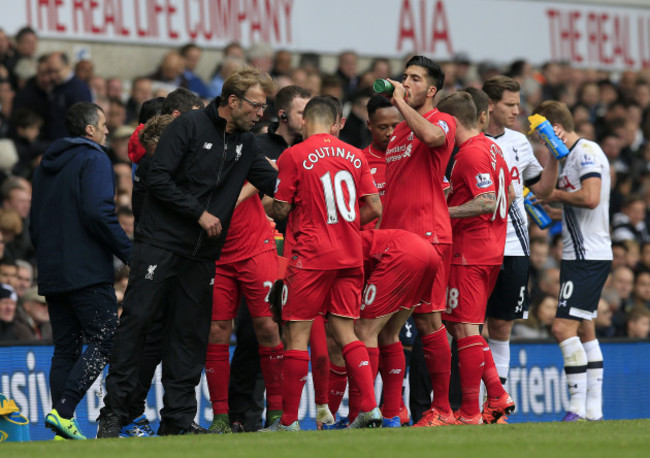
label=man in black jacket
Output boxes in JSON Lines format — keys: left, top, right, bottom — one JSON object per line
{"left": 98, "top": 67, "right": 278, "bottom": 437}
{"left": 30, "top": 102, "right": 133, "bottom": 440}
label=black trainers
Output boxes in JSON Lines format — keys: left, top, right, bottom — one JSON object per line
{"left": 231, "top": 421, "right": 245, "bottom": 433}
{"left": 97, "top": 412, "right": 121, "bottom": 438}
{"left": 158, "top": 421, "right": 216, "bottom": 436}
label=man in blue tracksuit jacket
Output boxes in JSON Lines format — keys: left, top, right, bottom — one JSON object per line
{"left": 30, "top": 102, "right": 133, "bottom": 440}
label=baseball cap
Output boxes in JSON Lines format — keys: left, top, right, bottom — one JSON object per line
{"left": 23, "top": 286, "right": 46, "bottom": 304}
{"left": 0, "top": 283, "right": 17, "bottom": 302}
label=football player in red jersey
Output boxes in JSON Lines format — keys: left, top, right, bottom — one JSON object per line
{"left": 263, "top": 96, "right": 382, "bottom": 431}
{"left": 437, "top": 91, "right": 516, "bottom": 425}
{"left": 381, "top": 55, "right": 457, "bottom": 427}
{"left": 360, "top": 95, "right": 402, "bottom": 230}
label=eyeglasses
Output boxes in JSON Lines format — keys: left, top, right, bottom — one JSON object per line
{"left": 239, "top": 95, "right": 268, "bottom": 111}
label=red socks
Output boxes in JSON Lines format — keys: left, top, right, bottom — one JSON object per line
{"left": 342, "top": 340, "right": 377, "bottom": 414}
{"left": 421, "top": 326, "right": 452, "bottom": 414}
{"left": 206, "top": 343, "right": 230, "bottom": 415}
{"left": 259, "top": 343, "right": 284, "bottom": 411}
{"left": 481, "top": 337, "right": 506, "bottom": 399}
{"left": 328, "top": 362, "right": 348, "bottom": 416}
{"left": 310, "top": 316, "right": 330, "bottom": 405}
{"left": 280, "top": 350, "right": 310, "bottom": 426}
{"left": 457, "top": 335, "right": 484, "bottom": 416}
{"left": 379, "top": 342, "right": 405, "bottom": 419}
{"left": 367, "top": 347, "right": 380, "bottom": 381}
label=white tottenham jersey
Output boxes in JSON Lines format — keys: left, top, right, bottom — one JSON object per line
{"left": 558, "top": 138, "right": 613, "bottom": 261}
{"left": 486, "top": 128, "right": 543, "bottom": 256}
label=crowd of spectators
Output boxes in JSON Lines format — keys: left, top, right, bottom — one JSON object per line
{"left": 1, "top": 24, "right": 649, "bottom": 345}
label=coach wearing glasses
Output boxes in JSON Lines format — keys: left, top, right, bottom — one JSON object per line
{"left": 98, "top": 67, "right": 278, "bottom": 437}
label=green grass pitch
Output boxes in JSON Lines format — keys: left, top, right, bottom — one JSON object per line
{"left": 3, "top": 420, "right": 649, "bottom": 458}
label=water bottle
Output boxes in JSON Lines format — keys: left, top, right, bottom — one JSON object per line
{"left": 373, "top": 79, "right": 409, "bottom": 98}
{"left": 528, "top": 114, "right": 570, "bottom": 159}
{"left": 523, "top": 187, "right": 552, "bottom": 229}
{"left": 274, "top": 231, "right": 284, "bottom": 256}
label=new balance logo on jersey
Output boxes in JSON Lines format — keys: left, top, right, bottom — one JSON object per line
{"left": 388, "top": 369, "right": 402, "bottom": 375}
{"left": 475, "top": 173, "right": 493, "bottom": 188}
{"left": 235, "top": 144, "right": 243, "bottom": 160}
{"left": 145, "top": 265, "right": 157, "bottom": 280}
{"left": 359, "top": 360, "right": 369, "bottom": 367}
{"left": 203, "top": 142, "right": 213, "bottom": 150}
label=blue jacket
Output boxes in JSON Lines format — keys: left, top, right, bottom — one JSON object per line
{"left": 30, "top": 137, "right": 133, "bottom": 295}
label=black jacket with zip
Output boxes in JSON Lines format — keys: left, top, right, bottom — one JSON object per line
{"left": 135, "top": 98, "right": 278, "bottom": 261}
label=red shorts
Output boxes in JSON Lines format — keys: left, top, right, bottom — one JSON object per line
{"left": 282, "top": 266, "right": 363, "bottom": 321}
{"left": 212, "top": 249, "right": 279, "bottom": 321}
{"left": 442, "top": 264, "right": 500, "bottom": 324}
{"left": 361, "top": 236, "right": 440, "bottom": 319}
{"left": 414, "top": 243, "right": 451, "bottom": 314}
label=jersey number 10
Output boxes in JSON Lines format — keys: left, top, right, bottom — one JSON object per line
{"left": 320, "top": 171, "right": 357, "bottom": 224}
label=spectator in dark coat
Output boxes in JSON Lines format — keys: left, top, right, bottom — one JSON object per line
{"left": 45, "top": 52, "right": 92, "bottom": 141}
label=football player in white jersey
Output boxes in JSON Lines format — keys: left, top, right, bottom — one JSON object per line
{"left": 534, "top": 100, "right": 612, "bottom": 422}
{"left": 481, "top": 76, "right": 559, "bottom": 420}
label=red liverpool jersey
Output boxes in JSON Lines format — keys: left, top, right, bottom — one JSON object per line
{"left": 448, "top": 134, "right": 511, "bottom": 266}
{"left": 275, "top": 133, "right": 378, "bottom": 270}
{"left": 361, "top": 144, "right": 387, "bottom": 231}
{"left": 381, "top": 109, "right": 456, "bottom": 244}
{"left": 216, "top": 194, "right": 275, "bottom": 264}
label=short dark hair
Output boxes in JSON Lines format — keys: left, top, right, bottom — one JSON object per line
{"left": 162, "top": 88, "right": 202, "bottom": 115}
{"left": 275, "top": 85, "right": 311, "bottom": 114}
{"left": 65, "top": 102, "right": 103, "bottom": 137}
{"left": 532, "top": 100, "right": 575, "bottom": 132}
{"left": 303, "top": 96, "right": 338, "bottom": 125}
{"left": 482, "top": 75, "right": 520, "bottom": 102}
{"left": 138, "top": 97, "right": 165, "bottom": 124}
{"left": 437, "top": 91, "right": 476, "bottom": 129}
{"left": 464, "top": 87, "right": 490, "bottom": 118}
{"left": 15, "top": 26, "right": 36, "bottom": 42}
{"left": 405, "top": 55, "right": 444, "bottom": 91}
{"left": 179, "top": 43, "right": 200, "bottom": 57}
{"left": 321, "top": 94, "right": 343, "bottom": 118}
{"left": 366, "top": 94, "right": 393, "bottom": 119}
{"left": 11, "top": 108, "right": 43, "bottom": 129}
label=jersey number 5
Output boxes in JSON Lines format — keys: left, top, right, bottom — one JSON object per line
{"left": 320, "top": 170, "right": 357, "bottom": 224}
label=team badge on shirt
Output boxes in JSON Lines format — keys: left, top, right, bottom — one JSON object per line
{"left": 408, "top": 131, "right": 414, "bottom": 141}
{"left": 580, "top": 153, "right": 595, "bottom": 166}
{"left": 235, "top": 144, "right": 243, "bottom": 161}
{"left": 475, "top": 173, "right": 493, "bottom": 188}
{"left": 437, "top": 120, "right": 449, "bottom": 134}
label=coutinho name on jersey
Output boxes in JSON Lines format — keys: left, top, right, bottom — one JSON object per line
{"left": 302, "top": 146, "right": 363, "bottom": 170}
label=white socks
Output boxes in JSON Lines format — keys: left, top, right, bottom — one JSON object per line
{"left": 488, "top": 338, "right": 510, "bottom": 385}
{"left": 559, "top": 336, "right": 588, "bottom": 417}
{"left": 582, "top": 339, "right": 604, "bottom": 420}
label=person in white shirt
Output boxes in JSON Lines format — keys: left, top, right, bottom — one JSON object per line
{"left": 535, "top": 100, "right": 612, "bottom": 422}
